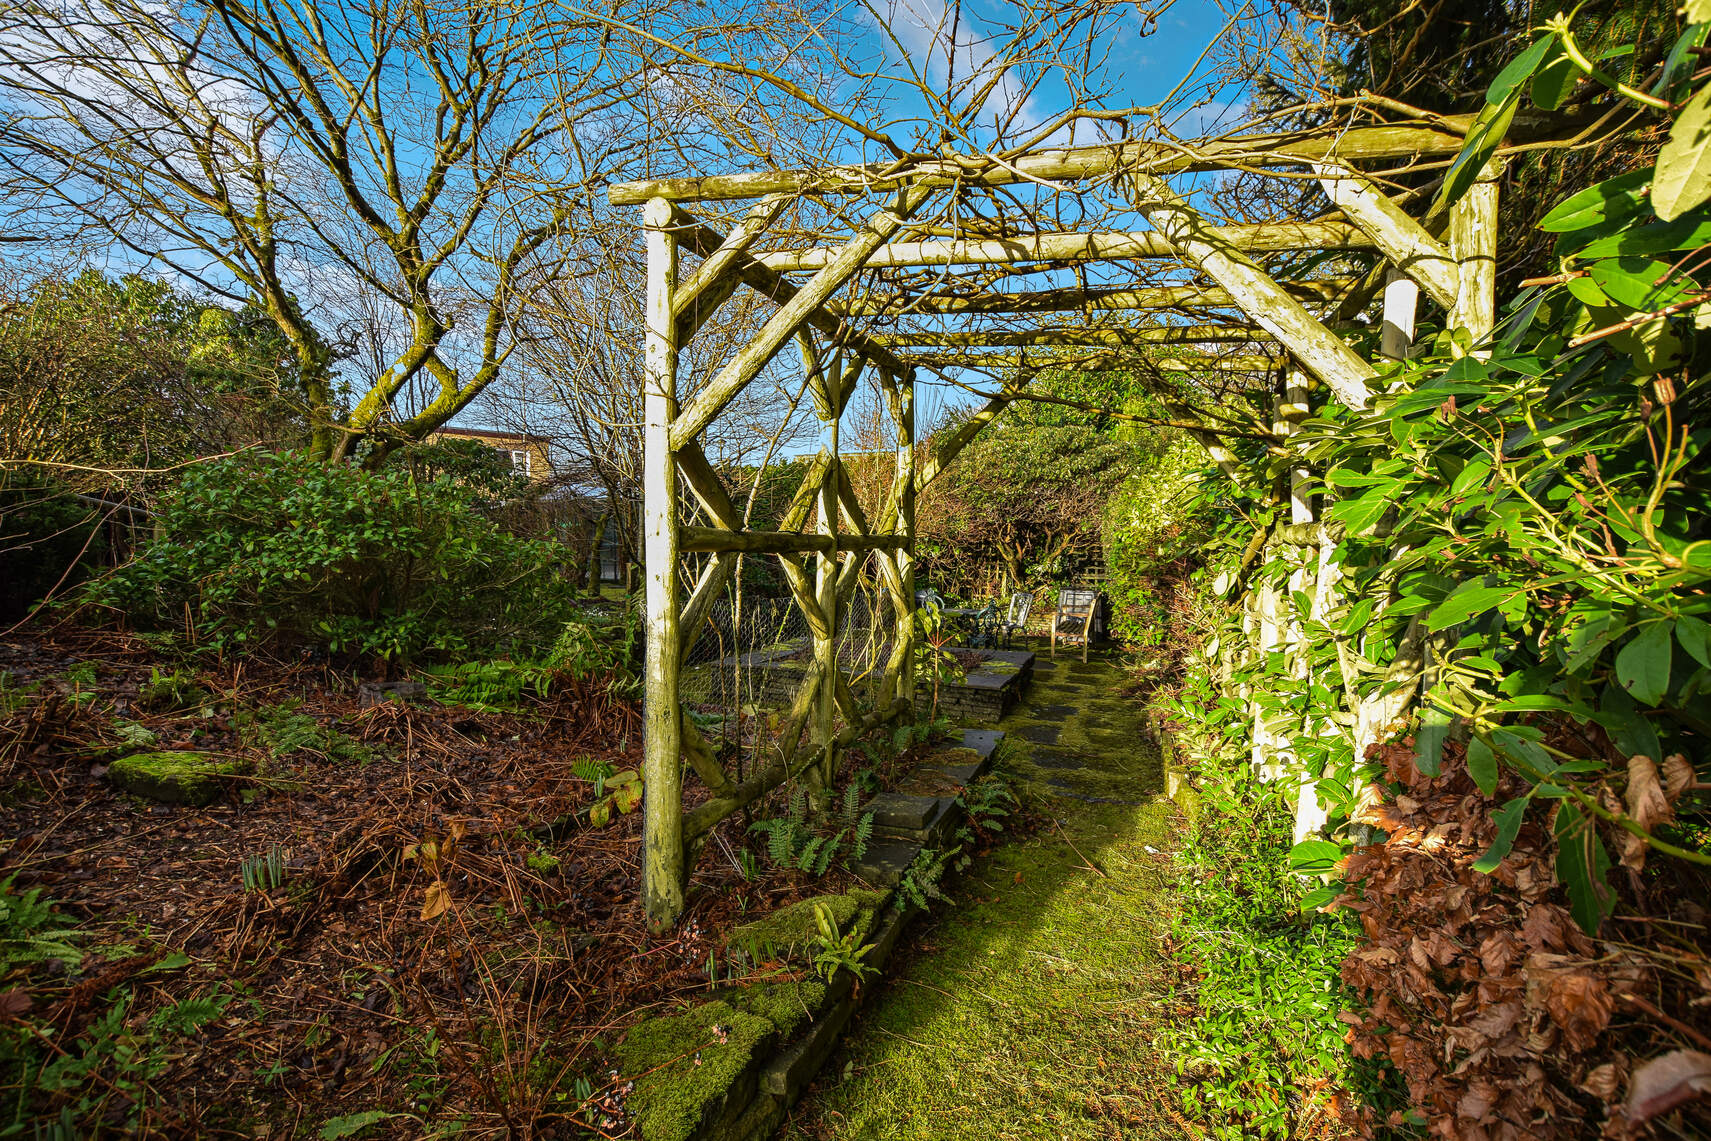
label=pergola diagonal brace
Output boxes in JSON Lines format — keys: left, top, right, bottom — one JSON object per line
{"left": 666, "top": 189, "right": 930, "bottom": 450}
{"left": 1312, "top": 162, "right": 1458, "bottom": 311}
{"left": 673, "top": 196, "right": 790, "bottom": 343}
{"left": 1131, "top": 174, "right": 1374, "bottom": 411}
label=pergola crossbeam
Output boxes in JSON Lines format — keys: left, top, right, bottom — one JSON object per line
{"left": 900, "top": 350, "right": 1283, "bottom": 372}
{"left": 755, "top": 220, "right": 1375, "bottom": 273}
{"left": 830, "top": 279, "right": 1354, "bottom": 317}
{"left": 679, "top": 527, "right": 909, "bottom": 554}
{"left": 874, "top": 324, "right": 1274, "bottom": 348}
{"left": 607, "top": 121, "right": 1472, "bottom": 204}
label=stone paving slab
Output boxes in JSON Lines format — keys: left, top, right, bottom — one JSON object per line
{"left": 864, "top": 792, "right": 943, "bottom": 833}
{"left": 851, "top": 837, "right": 921, "bottom": 886}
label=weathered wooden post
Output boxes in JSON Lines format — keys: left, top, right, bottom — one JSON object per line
{"left": 894, "top": 369, "right": 916, "bottom": 706}
{"left": 641, "top": 196, "right": 685, "bottom": 931}
{"left": 1450, "top": 160, "right": 1502, "bottom": 355}
{"left": 812, "top": 342, "right": 840, "bottom": 801}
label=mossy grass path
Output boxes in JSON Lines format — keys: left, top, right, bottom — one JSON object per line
{"left": 783, "top": 646, "right": 1178, "bottom": 1140}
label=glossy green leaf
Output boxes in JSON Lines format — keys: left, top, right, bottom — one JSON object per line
{"left": 1491, "top": 728, "right": 1554, "bottom": 776}
{"left": 1588, "top": 257, "right": 1694, "bottom": 309}
{"left": 1531, "top": 51, "right": 1579, "bottom": 109}
{"left": 1299, "top": 884, "right": 1340, "bottom": 912}
{"left": 1553, "top": 802, "right": 1615, "bottom": 935}
{"left": 1576, "top": 210, "right": 1711, "bottom": 257}
{"left": 1614, "top": 620, "right": 1673, "bottom": 706}
{"left": 1596, "top": 685, "right": 1662, "bottom": 762}
{"left": 1539, "top": 170, "right": 1650, "bottom": 232}
{"left": 1489, "top": 35, "right": 1557, "bottom": 104}
{"left": 1427, "top": 584, "right": 1515, "bottom": 631}
{"left": 1467, "top": 736, "right": 1498, "bottom": 795}
{"left": 1432, "top": 93, "right": 1519, "bottom": 214}
{"left": 1287, "top": 839, "right": 1342, "bottom": 874}
{"left": 1472, "top": 797, "right": 1530, "bottom": 874}
{"left": 1566, "top": 276, "right": 1609, "bottom": 306}
{"left": 1677, "top": 615, "right": 1711, "bottom": 669}
{"left": 1654, "top": 81, "right": 1711, "bottom": 221}
{"left": 1450, "top": 459, "right": 1491, "bottom": 497}
{"left": 1416, "top": 701, "right": 1451, "bottom": 777}
{"left": 1656, "top": 23, "right": 1711, "bottom": 102}
{"left": 1325, "top": 486, "right": 1392, "bottom": 534}
{"left": 1562, "top": 611, "right": 1623, "bottom": 674}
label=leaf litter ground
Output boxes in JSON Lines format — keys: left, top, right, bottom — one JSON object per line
{"left": 0, "top": 628, "right": 869, "bottom": 1139}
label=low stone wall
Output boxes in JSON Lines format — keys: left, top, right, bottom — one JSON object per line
{"left": 611, "top": 729, "right": 1004, "bottom": 1141}
{"left": 914, "top": 648, "right": 1033, "bottom": 722}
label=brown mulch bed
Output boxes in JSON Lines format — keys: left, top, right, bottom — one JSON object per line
{"left": 0, "top": 629, "right": 854, "bottom": 1139}
{"left": 1334, "top": 735, "right": 1711, "bottom": 1140}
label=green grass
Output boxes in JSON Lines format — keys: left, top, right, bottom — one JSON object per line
{"left": 786, "top": 650, "right": 1178, "bottom": 1141}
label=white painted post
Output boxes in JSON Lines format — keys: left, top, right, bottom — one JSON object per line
{"left": 1380, "top": 269, "right": 1419, "bottom": 362}
{"left": 895, "top": 370, "right": 916, "bottom": 705}
{"left": 640, "top": 197, "right": 684, "bottom": 931}
{"left": 1280, "top": 371, "right": 1329, "bottom": 840}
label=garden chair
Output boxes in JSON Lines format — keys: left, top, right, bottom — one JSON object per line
{"left": 1050, "top": 588, "right": 1097, "bottom": 662}
{"left": 966, "top": 600, "right": 1001, "bottom": 648}
{"left": 993, "top": 591, "right": 1034, "bottom": 648}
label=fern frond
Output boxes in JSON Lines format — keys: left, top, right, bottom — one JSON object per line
{"left": 814, "top": 830, "right": 844, "bottom": 876}
{"left": 853, "top": 812, "right": 874, "bottom": 860}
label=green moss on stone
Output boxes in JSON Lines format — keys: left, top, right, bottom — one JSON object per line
{"left": 981, "top": 662, "right": 1022, "bottom": 676}
{"left": 108, "top": 751, "right": 242, "bottom": 806}
{"left": 616, "top": 1001, "right": 776, "bottom": 1141}
{"left": 727, "top": 977, "right": 830, "bottom": 1040}
{"left": 728, "top": 890, "right": 885, "bottom": 961}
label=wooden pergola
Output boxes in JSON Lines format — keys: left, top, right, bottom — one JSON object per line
{"left": 608, "top": 114, "right": 1503, "bottom": 929}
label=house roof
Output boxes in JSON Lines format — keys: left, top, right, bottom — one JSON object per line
{"left": 432, "top": 426, "right": 544, "bottom": 445}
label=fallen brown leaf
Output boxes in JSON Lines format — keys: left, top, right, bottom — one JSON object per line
{"left": 1626, "top": 1049, "right": 1711, "bottom": 1123}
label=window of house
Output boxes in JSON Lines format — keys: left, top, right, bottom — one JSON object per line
{"left": 509, "top": 449, "right": 531, "bottom": 476}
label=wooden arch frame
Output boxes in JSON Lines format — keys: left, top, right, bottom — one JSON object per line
{"left": 613, "top": 115, "right": 1503, "bottom": 930}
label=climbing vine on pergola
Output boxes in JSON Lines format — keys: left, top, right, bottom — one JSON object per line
{"left": 609, "top": 111, "right": 1508, "bottom": 929}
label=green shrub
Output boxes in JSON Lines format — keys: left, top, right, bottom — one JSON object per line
{"left": 84, "top": 451, "right": 579, "bottom": 662}
{"left": 1157, "top": 769, "right": 1390, "bottom": 1139}
{"left": 0, "top": 473, "right": 108, "bottom": 621}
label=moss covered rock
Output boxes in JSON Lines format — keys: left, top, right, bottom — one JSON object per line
{"left": 616, "top": 1001, "right": 776, "bottom": 1141}
{"left": 726, "top": 977, "right": 830, "bottom": 1041}
{"left": 727, "top": 890, "right": 884, "bottom": 962}
{"left": 108, "top": 751, "right": 242, "bottom": 806}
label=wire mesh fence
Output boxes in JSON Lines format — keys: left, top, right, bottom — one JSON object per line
{"left": 679, "top": 555, "right": 901, "bottom": 714}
